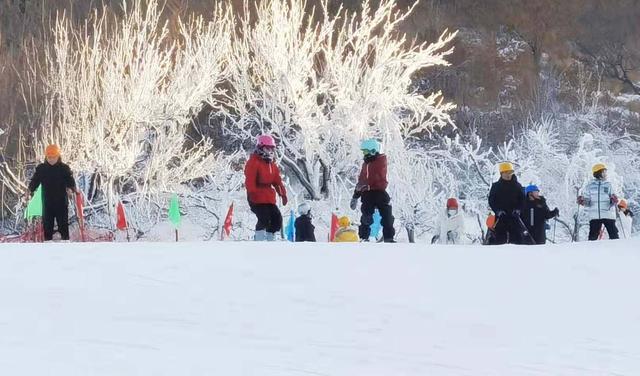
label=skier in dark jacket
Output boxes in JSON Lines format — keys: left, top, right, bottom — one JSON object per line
{"left": 350, "top": 139, "right": 395, "bottom": 242}
{"left": 520, "top": 184, "right": 558, "bottom": 244}
{"left": 488, "top": 162, "right": 524, "bottom": 245}
{"left": 27, "top": 144, "right": 76, "bottom": 241}
{"left": 244, "top": 134, "right": 288, "bottom": 241}
{"left": 294, "top": 202, "right": 316, "bottom": 242}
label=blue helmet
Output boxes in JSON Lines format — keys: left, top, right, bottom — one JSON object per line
{"left": 525, "top": 184, "right": 540, "bottom": 195}
{"left": 360, "top": 139, "right": 380, "bottom": 154}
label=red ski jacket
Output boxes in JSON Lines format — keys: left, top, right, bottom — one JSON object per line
{"left": 244, "top": 153, "right": 287, "bottom": 205}
{"left": 355, "top": 153, "right": 388, "bottom": 195}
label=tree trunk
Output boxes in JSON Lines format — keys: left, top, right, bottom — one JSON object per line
{"left": 406, "top": 226, "right": 415, "bottom": 243}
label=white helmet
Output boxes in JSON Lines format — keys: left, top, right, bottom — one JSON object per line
{"left": 297, "top": 202, "right": 311, "bottom": 216}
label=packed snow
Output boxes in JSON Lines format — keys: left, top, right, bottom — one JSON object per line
{"left": 1, "top": 239, "right": 639, "bottom": 375}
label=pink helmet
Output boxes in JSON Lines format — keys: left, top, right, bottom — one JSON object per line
{"left": 256, "top": 134, "right": 276, "bottom": 148}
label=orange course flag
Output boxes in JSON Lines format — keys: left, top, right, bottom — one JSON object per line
{"left": 329, "top": 213, "right": 339, "bottom": 242}
{"left": 116, "top": 201, "right": 128, "bottom": 230}
{"left": 222, "top": 203, "right": 234, "bottom": 240}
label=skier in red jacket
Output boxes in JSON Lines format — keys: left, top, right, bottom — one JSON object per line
{"left": 244, "top": 135, "right": 288, "bottom": 241}
{"left": 349, "top": 139, "right": 395, "bottom": 242}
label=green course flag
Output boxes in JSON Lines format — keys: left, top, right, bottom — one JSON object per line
{"left": 168, "top": 194, "right": 181, "bottom": 229}
{"left": 24, "top": 185, "right": 43, "bottom": 220}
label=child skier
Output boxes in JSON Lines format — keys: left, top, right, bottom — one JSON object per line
{"left": 244, "top": 135, "right": 288, "bottom": 241}
{"left": 349, "top": 139, "right": 395, "bottom": 242}
{"left": 617, "top": 199, "right": 634, "bottom": 239}
{"left": 520, "top": 184, "right": 559, "bottom": 244}
{"left": 488, "top": 162, "right": 524, "bottom": 245}
{"left": 27, "top": 144, "right": 77, "bottom": 241}
{"left": 577, "top": 163, "right": 620, "bottom": 241}
{"left": 436, "top": 198, "right": 465, "bottom": 244}
{"left": 334, "top": 216, "right": 359, "bottom": 242}
{"left": 294, "top": 202, "right": 316, "bottom": 242}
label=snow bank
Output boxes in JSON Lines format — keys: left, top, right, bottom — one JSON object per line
{"left": 1, "top": 240, "right": 639, "bottom": 375}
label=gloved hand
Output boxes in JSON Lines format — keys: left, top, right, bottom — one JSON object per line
{"left": 281, "top": 195, "right": 288, "bottom": 206}
{"left": 552, "top": 208, "right": 559, "bottom": 217}
{"left": 496, "top": 210, "right": 506, "bottom": 218}
{"left": 355, "top": 184, "right": 370, "bottom": 193}
{"left": 350, "top": 198, "right": 358, "bottom": 210}
{"left": 610, "top": 194, "right": 619, "bottom": 205}
{"left": 577, "top": 196, "right": 585, "bottom": 205}
{"left": 512, "top": 209, "right": 521, "bottom": 216}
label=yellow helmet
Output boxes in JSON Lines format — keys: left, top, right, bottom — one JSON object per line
{"left": 499, "top": 162, "right": 514, "bottom": 173}
{"left": 592, "top": 163, "right": 607, "bottom": 174}
{"left": 338, "top": 216, "right": 351, "bottom": 228}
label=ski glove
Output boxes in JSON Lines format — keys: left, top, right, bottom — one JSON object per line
{"left": 512, "top": 209, "right": 521, "bottom": 216}
{"left": 610, "top": 194, "right": 619, "bottom": 205}
{"left": 552, "top": 208, "right": 559, "bottom": 217}
{"left": 577, "top": 196, "right": 590, "bottom": 206}
{"left": 350, "top": 198, "right": 359, "bottom": 210}
{"left": 496, "top": 210, "right": 506, "bottom": 218}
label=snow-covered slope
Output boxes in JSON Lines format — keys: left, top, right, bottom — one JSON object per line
{"left": 1, "top": 240, "right": 639, "bottom": 375}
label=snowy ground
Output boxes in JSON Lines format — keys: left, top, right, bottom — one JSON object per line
{"left": 1, "top": 240, "right": 640, "bottom": 375}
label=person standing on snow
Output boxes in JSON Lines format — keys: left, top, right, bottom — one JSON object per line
{"left": 349, "top": 139, "right": 395, "bottom": 242}
{"left": 27, "top": 144, "right": 77, "bottom": 241}
{"left": 244, "top": 135, "right": 288, "bottom": 241}
{"left": 294, "top": 202, "right": 316, "bottom": 242}
{"left": 616, "top": 199, "right": 633, "bottom": 239}
{"left": 520, "top": 184, "right": 558, "bottom": 244}
{"left": 578, "top": 163, "right": 620, "bottom": 241}
{"left": 488, "top": 162, "right": 524, "bottom": 245}
{"left": 435, "top": 198, "right": 465, "bottom": 244}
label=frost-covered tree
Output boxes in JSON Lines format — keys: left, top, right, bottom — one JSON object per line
{"left": 35, "top": 0, "right": 232, "bottom": 208}
{"left": 220, "top": 0, "right": 457, "bottom": 202}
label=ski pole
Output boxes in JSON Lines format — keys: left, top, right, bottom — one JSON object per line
{"left": 515, "top": 214, "right": 536, "bottom": 245}
{"left": 552, "top": 217, "right": 557, "bottom": 243}
{"left": 616, "top": 206, "right": 627, "bottom": 239}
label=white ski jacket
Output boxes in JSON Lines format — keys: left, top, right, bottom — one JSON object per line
{"left": 581, "top": 179, "right": 616, "bottom": 220}
{"left": 438, "top": 211, "right": 466, "bottom": 244}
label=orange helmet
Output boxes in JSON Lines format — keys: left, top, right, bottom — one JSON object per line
{"left": 45, "top": 144, "right": 61, "bottom": 158}
{"left": 618, "top": 199, "right": 628, "bottom": 209}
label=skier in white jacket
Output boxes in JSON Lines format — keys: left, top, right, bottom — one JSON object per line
{"left": 577, "top": 163, "right": 620, "bottom": 241}
{"left": 436, "top": 198, "right": 466, "bottom": 244}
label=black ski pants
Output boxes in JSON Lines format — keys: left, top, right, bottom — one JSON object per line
{"left": 493, "top": 214, "right": 522, "bottom": 245}
{"left": 588, "top": 219, "right": 619, "bottom": 241}
{"left": 249, "top": 203, "right": 283, "bottom": 233}
{"left": 358, "top": 190, "right": 395, "bottom": 240}
{"left": 43, "top": 204, "right": 70, "bottom": 241}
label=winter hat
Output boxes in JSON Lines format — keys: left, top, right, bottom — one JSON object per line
{"left": 360, "top": 139, "right": 380, "bottom": 154}
{"left": 618, "top": 199, "right": 628, "bottom": 209}
{"left": 338, "top": 216, "right": 351, "bottom": 228}
{"left": 592, "top": 163, "right": 607, "bottom": 174}
{"left": 499, "top": 162, "right": 514, "bottom": 173}
{"left": 525, "top": 184, "right": 539, "bottom": 195}
{"left": 256, "top": 134, "right": 276, "bottom": 148}
{"left": 297, "top": 202, "right": 311, "bottom": 216}
{"left": 446, "top": 198, "right": 459, "bottom": 209}
{"left": 45, "top": 144, "right": 61, "bottom": 158}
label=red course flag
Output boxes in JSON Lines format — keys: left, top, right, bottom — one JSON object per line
{"left": 116, "top": 201, "right": 128, "bottom": 230}
{"left": 221, "top": 203, "right": 234, "bottom": 240}
{"left": 329, "top": 213, "right": 339, "bottom": 242}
